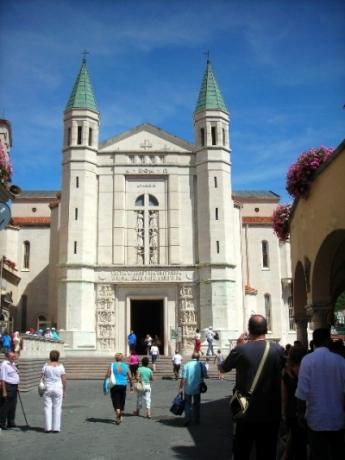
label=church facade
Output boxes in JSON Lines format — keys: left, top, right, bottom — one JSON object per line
{"left": 2, "top": 59, "right": 296, "bottom": 354}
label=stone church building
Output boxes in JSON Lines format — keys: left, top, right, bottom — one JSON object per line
{"left": 2, "top": 59, "right": 295, "bottom": 355}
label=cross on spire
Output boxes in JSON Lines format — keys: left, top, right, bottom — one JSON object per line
{"left": 204, "top": 50, "right": 210, "bottom": 63}
{"left": 82, "top": 49, "right": 89, "bottom": 63}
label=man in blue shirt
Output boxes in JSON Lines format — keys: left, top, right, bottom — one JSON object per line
{"left": 127, "top": 330, "right": 137, "bottom": 353}
{"left": 179, "top": 352, "right": 207, "bottom": 426}
{"left": 296, "top": 328, "right": 345, "bottom": 460}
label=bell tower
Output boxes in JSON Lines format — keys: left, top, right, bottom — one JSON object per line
{"left": 194, "top": 60, "right": 237, "bottom": 342}
{"left": 58, "top": 56, "right": 99, "bottom": 349}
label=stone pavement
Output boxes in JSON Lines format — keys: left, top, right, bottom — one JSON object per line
{"left": 0, "top": 377, "right": 235, "bottom": 460}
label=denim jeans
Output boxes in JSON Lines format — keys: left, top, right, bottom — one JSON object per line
{"left": 184, "top": 393, "right": 200, "bottom": 423}
{"left": 206, "top": 339, "right": 214, "bottom": 356}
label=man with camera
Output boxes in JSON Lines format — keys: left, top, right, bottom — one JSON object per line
{"left": 221, "top": 315, "right": 285, "bottom": 460}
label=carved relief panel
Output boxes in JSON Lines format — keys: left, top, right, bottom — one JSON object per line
{"left": 96, "top": 284, "right": 116, "bottom": 351}
{"left": 178, "top": 285, "right": 198, "bottom": 351}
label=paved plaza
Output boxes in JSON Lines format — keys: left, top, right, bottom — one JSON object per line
{"left": 0, "top": 377, "right": 235, "bottom": 460}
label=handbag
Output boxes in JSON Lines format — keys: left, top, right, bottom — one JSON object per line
{"left": 134, "top": 380, "right": 144, "bottom": 392}
{"left": 199, "top": 361, "right": 207, "bottom": 393}
{"left": 38, "top": 377, "right": 46, "bottom": 396}
{"left": 230, "top": 341, "right": 270, "bottom": 420}
{"left": 110, "top": 363, "right": 117, "bottom": 388}
{"left": 103, "top": 377, "right": 110, "bottom": 395}
{"left": 170, "top": 393, "right": 186, "bottom": 416}
{"left": 200, "top": 381, "right": 207, "bottom": 393}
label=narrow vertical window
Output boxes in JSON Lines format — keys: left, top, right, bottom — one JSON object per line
{"left": 74, "top": 241, "right": 77, "bottom": 254}
{"left": 262, "top": 240, "right": 269, "bottom": 268}
{"left": 214, "top": 176, "right": 218, "bottom": 188}
{"left": 215, "top": 208, "right": 219, "bottom": 220}
{"left": 23, "top": 241, "right": 30, "bottom": 269}
{"left": 88, "top": 128, "right": 93, "bottom": 146}
{"left": 264, "top": 294, "right": 272, "bottom": 330}
{"left": 222, "top": 128, "right": 226, "bottom": 146}
{"left": 216, "top": 241, "right": 220, "bottom": 253}
{"left": 76, "top": 176, "right": 79, "bottom": 188}
{"left": 200, "top": 128, "right": 205, "bottom": 146}
{"left": 67, "top": 127, "right": 71, "bottom": 146}
{"left": 288, "top": 296, "right": 296, "bottom": 331}
{"left": 211, "top": 126, "right": 217, "bottom": 145}
{"left": 75, "top": 208, "right": 78, "bottom": 220}
{"left": 77, "top": 126, "right": 82, "bottom": 145}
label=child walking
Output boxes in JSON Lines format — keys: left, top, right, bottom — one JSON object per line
{"left": 214, "top": 350, "right": 224, "bottom": 380}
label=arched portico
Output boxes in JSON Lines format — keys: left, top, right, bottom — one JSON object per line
{"left": 309, "top": 230, "right": 345, "bottom": 329}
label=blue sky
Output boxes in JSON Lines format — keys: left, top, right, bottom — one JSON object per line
{"left": 0, "top": 0, "right": 344, "bottom": 202}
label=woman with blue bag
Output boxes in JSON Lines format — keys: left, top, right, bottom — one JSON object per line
{"left": 104, "top": 353, "right": 133, "bottom": 424}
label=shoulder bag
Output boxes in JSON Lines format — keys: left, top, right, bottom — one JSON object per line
{"left": 134, "top": 368, "right": 144, "bottom": 392}
{"left": 38, "top": 377, "right": 46, "bottom": 396}
{"left": 110, "top": 363, "right": 117, "bottom": 388}
{"left": 199, "top": 362, "right": 207, "bottom": 393}
{"left": 230, "top": 341, "right": 270, "bottom": 420}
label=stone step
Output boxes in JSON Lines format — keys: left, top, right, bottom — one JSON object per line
{"left": 1, "top": 355, "right": 234, "bottom": 392}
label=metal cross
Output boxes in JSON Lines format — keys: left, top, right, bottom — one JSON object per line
{"left": 82, "top": 49, "right": 89, "bottom": 63}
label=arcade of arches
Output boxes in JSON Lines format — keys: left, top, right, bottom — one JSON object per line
{"left": 290, "top": 139, "right": 345, "bottom": 346}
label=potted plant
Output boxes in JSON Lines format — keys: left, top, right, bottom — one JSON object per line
{"left": 272, "top": 204, "right": 292, "bottom": 242}
{"left": 286, "top": 146, "right": 334, "bottom": 199}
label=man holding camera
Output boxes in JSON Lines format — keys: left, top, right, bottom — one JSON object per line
{"left": 221, "top": 315, "right": 285, "bottom": 460}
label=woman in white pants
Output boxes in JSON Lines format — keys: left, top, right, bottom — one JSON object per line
{"left": 133, "top": 357, "right": 153, "bottom": 418}
{"left": 41, "top": 350, "right": 66, "bottom": 433}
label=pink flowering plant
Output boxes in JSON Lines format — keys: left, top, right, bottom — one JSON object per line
{"left": 0, "top": 140, "right": 12, "bottom": 183}
{"left": 272, "top": 204, "right": 292, "bottom": 242}
{"left": 286, "top": 146, "right": 334, "bottom": 199}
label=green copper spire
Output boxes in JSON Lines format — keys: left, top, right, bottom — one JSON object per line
{"left": 195, "top": 60, "right": 228, "bottom": 113}
{"left": 65, "top": 58, "right": 98, "bottom": 112}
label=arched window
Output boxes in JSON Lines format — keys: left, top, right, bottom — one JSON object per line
{"left": 135, "top": 194, "right": 144, "bottom": 206}
{"left": 148, "top": 194, "right": 159, "bottom": 206}
{"left": 23, "top": 240, "right": 30, "bottom": 269}
{"left": 133, "top": 193, "right": 159, "bottom": 265}
{"left": 264, "top": 293, "right": 272, "bottom": 331}
{"left": 261, "top": 240, "right": 269, "bottom": 268}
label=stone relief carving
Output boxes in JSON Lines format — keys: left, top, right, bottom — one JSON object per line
{"left": 178, "top": 285, "right": 198, "bottom": 352}
{"left": 128, "top": 154, "right": 165, "bottom": 165}
{"left": 149, "top": 210, "right": 159, "bottom": 264}
{"left": 96, "top": 284, "right": 115, "bottom": 351}
{"left": 136, "top": 211, "right": 145, "bottom": 264}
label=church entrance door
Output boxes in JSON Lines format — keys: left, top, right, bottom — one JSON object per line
{"left": 131, "top": 299, "right": 164, "bottom": 355}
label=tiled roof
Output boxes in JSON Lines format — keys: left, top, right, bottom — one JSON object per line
{"left": 195, "top": 60, "right": 228, "bottom": 114}
{"left": 242, "top": 216, "right": 273, "bottom": 224}
{"left": 233, "top": 190, "right": 280, "bottom": 200}
{"left": 15, "top": 191, "right": 59, "bottom": 199}
{"left": 65, "top": 60, "right": 98, "bottom": 112}
{"left": 11, "top": 217, "right": 51, "bottom": 226}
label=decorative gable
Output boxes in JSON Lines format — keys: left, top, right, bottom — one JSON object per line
{"left": 99, "top": 123, "right": 194, "bottom": 153}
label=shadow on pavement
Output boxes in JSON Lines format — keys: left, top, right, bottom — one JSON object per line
{"left": 85, "top": 417, "right": 115, "bottom": 425}
{"left": 158, "top": 396, "right": 234, "bottom": 459}
{"left": 18, "top": 425, "right": 45, "bottom": 432}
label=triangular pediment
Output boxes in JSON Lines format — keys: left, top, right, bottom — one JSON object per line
{"left": 99, "top": 123, "right": 194, "bottom": 153}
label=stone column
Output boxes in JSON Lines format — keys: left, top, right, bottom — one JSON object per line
{"left": 306, "top": 303, "right": 333, "bottom": 330}
{"left": 295, "top": 318, "right": 308, "bottom": 348}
